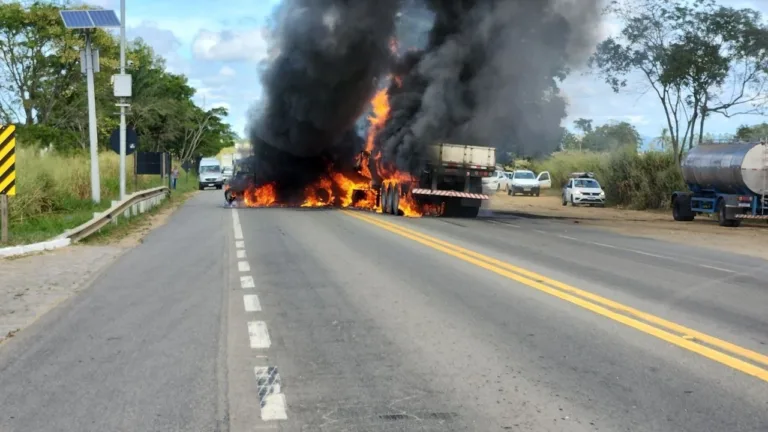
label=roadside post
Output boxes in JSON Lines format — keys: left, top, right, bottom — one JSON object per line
{"left": 59, "top": 9, "right": 121, "bottom": 204}
{"left": 0, "top": 124, "right": 16, "bottom": 243}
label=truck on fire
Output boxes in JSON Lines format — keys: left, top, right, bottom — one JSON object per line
{"left": 358, "top": 142, "right": 496, "bottom": 218}
{"left": 672, "top": 140, "right": 768, "bottom": 227}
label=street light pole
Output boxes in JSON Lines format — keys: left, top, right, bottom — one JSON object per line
{"left": 85, "top": 31, "right": 100, "bottom": 203}
{"left": 119, "top": 0, "right": 127, "bottom": 199}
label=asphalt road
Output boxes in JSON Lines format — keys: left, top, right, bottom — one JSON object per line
{"left": 0, "top": 191, "right": 766, "bottom": 431}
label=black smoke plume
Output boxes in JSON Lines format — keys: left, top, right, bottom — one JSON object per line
{"left": 246, "top": 0, "right": 399, "bottom": 201}
{"left": 380, "top": 0, "right": 603, "bottom": 173}
{"left": 247, "top": 0, "right": 603, "bottom": 197}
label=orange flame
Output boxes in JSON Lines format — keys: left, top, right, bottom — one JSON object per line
{"left": 301, "top": 176, "right": 333, "bottom": 207}
{"left": 243, "top": 182, "right": 277, "bottom": 207}
{"left": 237, "top": 82, "right": 427, "bottom": 218}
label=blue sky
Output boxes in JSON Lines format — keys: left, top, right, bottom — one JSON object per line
{"left": 90, "top": 0, "right": 768, "bottom": 141}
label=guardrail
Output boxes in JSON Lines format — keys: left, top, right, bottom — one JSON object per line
{"left": 0, "top": 186, "right": 171, "bottom": 258}
{"left": 58, "top": 186, "right": 170, "bottom": 243}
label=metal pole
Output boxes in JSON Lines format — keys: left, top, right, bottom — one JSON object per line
{"left": 85, "top": 31, "right": 100, "bottom": 203}
{"left": 119, "top": 0, "right": 127, "bottom": 200}
{"left": 1, "top": 194, "right": 8, "bottom": 243}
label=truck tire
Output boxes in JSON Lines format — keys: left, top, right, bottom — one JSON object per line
{"left": 381, "top": 185, "right": 391, "bottom": 214}
{"left": 672, "top": 195, "right": 695, "bottom": 221}
{"left": 717, "top": 199, "right": 739, "bottom": 227}
{"left": 391, "top": 186, "right": 400, "bottom": 215}
{"left": 562, "top": 194, "right": 567, "bottom": 206}
{"left": 458, "top": 205, "right": 480, "bottom": 218}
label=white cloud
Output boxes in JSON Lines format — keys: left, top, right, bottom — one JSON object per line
{"left": 192, "top": 29, "right": 269, "bottom": 62}
{"left": 219, "top": 65, "right": 237, "bottom": 76}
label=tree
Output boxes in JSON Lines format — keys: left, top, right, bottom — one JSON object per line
{"left": 735, "top": 123, "right": 768, "bottom": 141}
{"left": 590, "top": 0, "right": 768, "bottom": 165}
{"left": 580, "top": 120, "right": 642, "bottom": 152}
{"left": 560, "top": 128, "right": 581, "bottom": 150}
{"left": 574, "top": 118, "right": 593, "bottom": 134}
{"left": 0, "top": 1, "right": 236, "bottom": 156}
{"left": 650, "top": 127, "right": 672, "bottom": 151}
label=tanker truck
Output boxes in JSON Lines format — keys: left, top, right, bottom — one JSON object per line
{"left": 358, "top": 142, "right": 496, "bottom": 218}
{"left": 672, "top": 141, "right": 768, "bottom": 227}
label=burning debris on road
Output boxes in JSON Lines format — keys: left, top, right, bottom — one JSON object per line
{"left": 234, "top": 0, "right": 602, "bottom": 217}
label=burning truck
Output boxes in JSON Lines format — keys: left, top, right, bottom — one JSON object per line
{"left": 224, "top": 88, "right": 496, "bottom": 218}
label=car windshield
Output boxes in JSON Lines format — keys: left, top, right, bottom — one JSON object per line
{"left": 574, "top": 179, "right": 600, "bottom": 188}
{"left": 200, "top": 165, "right": 220, "bottom": 173}
{"left": 515, "top": 172, "right": 535, "bottom": 179}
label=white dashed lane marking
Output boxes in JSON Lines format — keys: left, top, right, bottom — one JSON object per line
{"left": 232, "top": 209, "right": 244, "bottom": 240}
{"left": 248, "top": 321, "right": 271, "bottom": 349}
{"left": 255, "top": 367, "right": 288, "bottom": 420}
{"left": 232, "top": 208, "right": 289, "bottom": 420}
{"left": 240, "top": 275, "right": 255, "bottom": 289}
{"left": 244, "top": 294, "right": 262, "bottom": 312}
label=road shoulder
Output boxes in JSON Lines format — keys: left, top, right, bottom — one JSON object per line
{"left": 0, "top": 191, "right": 198, "bottom": 344}
{"left": 489, "top": 193, "right": 768, "bottom": 261}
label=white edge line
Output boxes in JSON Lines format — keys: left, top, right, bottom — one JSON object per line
{"left": 248, "top": 321, "right": 271, "bottom": 349}
{"left": 237, "top": 249, "right": 247, "bottom": 259}
{"left": 698, "top": 264, "right": 736, "bottom": 273}
{"left": 235, "top": 240, "right": 245, "bottom": 248}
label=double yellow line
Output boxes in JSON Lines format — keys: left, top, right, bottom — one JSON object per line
{"left": 343, "top": 210, "right": 768, "bottom": 383}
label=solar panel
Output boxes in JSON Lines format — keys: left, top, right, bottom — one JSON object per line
{"left": 60, "top": 10, "right": 93, "bottom": 28}
{"left": 88, "top": 10, "right": 120, "bottom": 28}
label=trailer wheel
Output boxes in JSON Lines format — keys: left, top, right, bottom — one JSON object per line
{"left": 391, "top": 185, "right": 400, "bottom": 215}
{"left": 380, "top": 185, "right": 390, "bottom": 214}
{"left": 717, "top": 199, "right": 738, "bottom": 227}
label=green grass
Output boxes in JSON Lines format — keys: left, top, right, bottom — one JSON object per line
{"left": 2, "top": 146, "right": 191, "bottom": 246}
{"left": 532, "top": 148, "right": 685, "bottom": 210}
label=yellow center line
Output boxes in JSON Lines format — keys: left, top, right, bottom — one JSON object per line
{"left": 342, "top": 210, "right": 768, "bottom": 383}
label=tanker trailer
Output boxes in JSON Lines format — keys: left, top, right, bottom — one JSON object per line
{"left": 671, "top": 141, "right": 768, "bottom": 227}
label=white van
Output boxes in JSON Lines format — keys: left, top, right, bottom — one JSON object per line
{"left": 198, "top": 157, "right": 224, "bottom": 190}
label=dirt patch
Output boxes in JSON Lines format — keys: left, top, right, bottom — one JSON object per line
{"left": 489, "top": 193, "right": 768, "bottom": 261}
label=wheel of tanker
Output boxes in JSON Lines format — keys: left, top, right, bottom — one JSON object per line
{"left": 391, "top": 185, "right": 400, "bottom": 215}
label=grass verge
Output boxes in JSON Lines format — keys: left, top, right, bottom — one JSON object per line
{"left": 2, "top": 146, "right": 192, "bottom": 246}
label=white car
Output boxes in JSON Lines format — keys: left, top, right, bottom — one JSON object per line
{"left": 562, "top": 173, "right": 605, "bottom": 206}
{"left": 508, "top": 170, "right": 544, "bottom": 196}
{"left": 482, "top": 170, "right": 508, "bottom": 192}
{"left": 537, "top": 171, "right": 552, "bottom": 189}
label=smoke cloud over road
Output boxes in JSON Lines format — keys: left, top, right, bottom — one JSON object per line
{"left": 247, "top": 0, "right": 603, "bottom": 190}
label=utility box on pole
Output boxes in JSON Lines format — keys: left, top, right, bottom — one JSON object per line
{"left": 112, "top": 74, "right": 132, "bottom": 97}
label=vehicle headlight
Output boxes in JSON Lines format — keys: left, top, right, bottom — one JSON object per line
{"left": 599, "top": 191, "right": 605, "bottom": 197}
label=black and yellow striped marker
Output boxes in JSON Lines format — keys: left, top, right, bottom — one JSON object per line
{"left": 0, "top": 124, "right": 16, "bottom": 196}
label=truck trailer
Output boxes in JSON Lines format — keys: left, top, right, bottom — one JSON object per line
{"left": 672, "top": 141, "right": 768, "bottom": 227}
{"left": 362, "top": 142, "right": 496, "bottom": 218}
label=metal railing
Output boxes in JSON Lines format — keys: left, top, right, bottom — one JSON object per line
{"left": 58, "top": 186, "right": 170, "bottom": 243}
